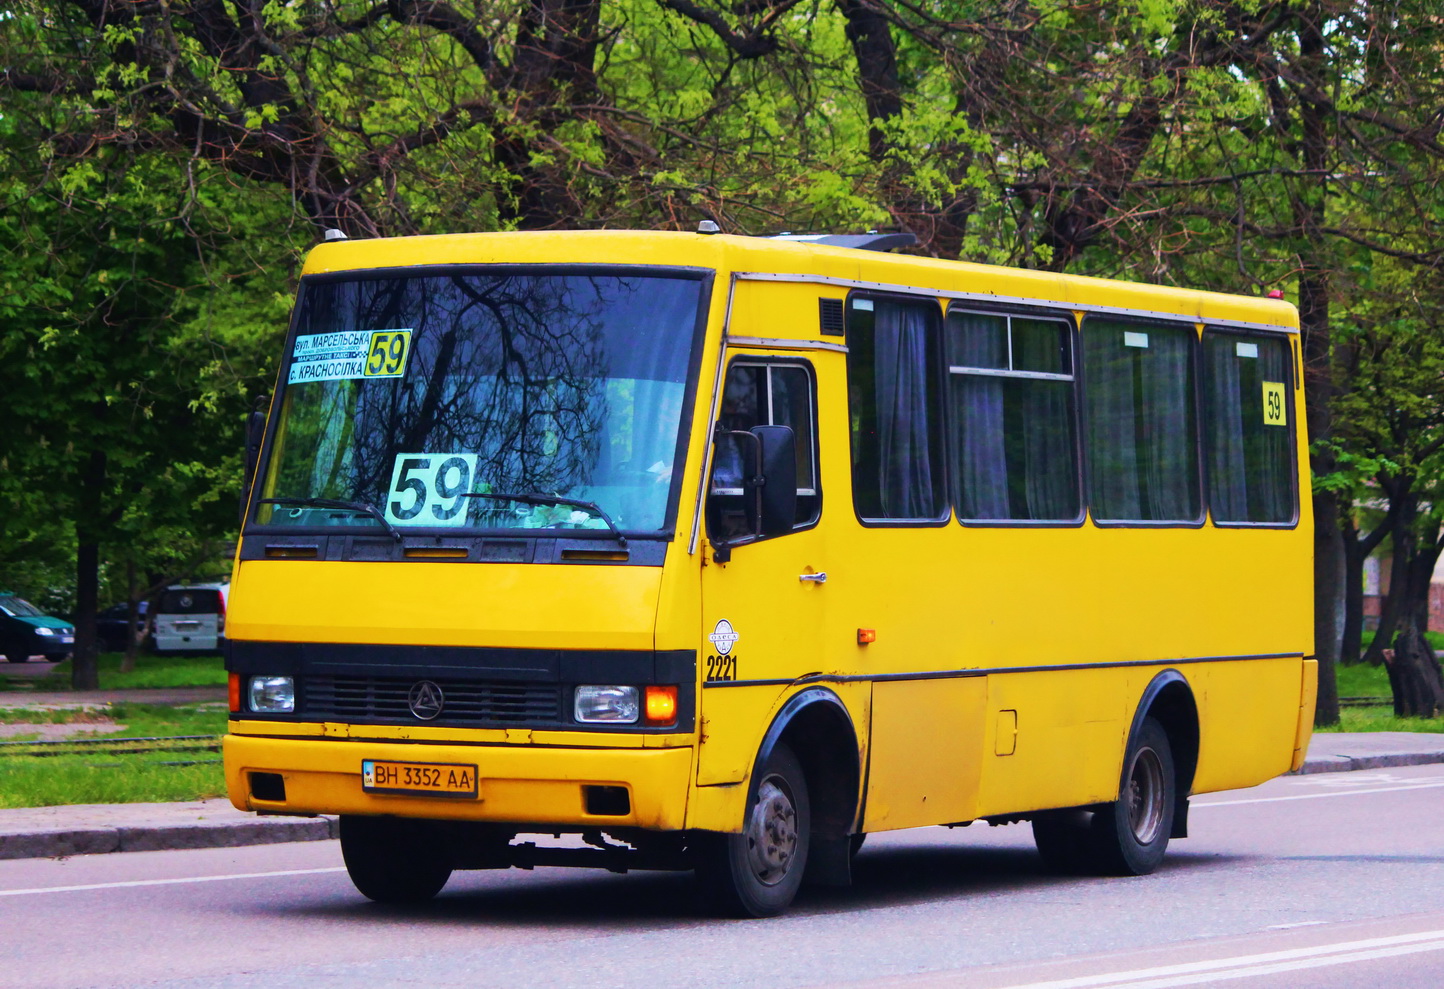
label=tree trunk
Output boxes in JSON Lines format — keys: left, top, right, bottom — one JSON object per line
{"left": 1383, "top": 522, "right": 1444, "bottom": 717}
{"left": 71, "top": 538, "right": 101, "bottom": 691}
{"left": 1362, "top": 536, "right": 1408, "bottom": 666}
{"left": 70, "top": 450, "right": 106, "bottom": 691}
{"left": 120, "top": 558, "right": 140, "bottom": 674}
{"left": 1387, "top": 622, "right": 1444, "bottom": 717}
{"left": 1340, "top": 513, "right": 1364, "bottom": 665}
{"left": 1311, "top": 491, "right": 1343, "bottom": 726}
{"left": 1297, "top": 2, "right": 1338, "bottom": 727}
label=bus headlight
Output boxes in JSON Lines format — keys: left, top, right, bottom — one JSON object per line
{"left": 249, "top": 676, "right": 295, "bottom": 713}
{"left": 574, "top": 685, "right": 639, "bottom": 724}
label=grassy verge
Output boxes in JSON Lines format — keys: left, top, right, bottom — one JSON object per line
{"left": 1317, "top": 708, "right": 1444, "bottom": 733}
{"left": 1324, "top": 655, "right": 1444, "bottom": 731}
{"left": 1335, "top": 661, "right": 1391, "bottom": 699}
{"left": 0, "top": 703, "right": 227, "bottom": 807}
{"left": 0, "top": 653, "right": 226, "bottom": 692}
{"left": 1358, "top": 630, "right": 1444, "bottom": 651}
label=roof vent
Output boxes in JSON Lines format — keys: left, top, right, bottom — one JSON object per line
{"left": 769, "top": 232, "right": 917, "bottom": 252}
{"left": 322, "top": 228, "right": 348, "bottom": 242}
{"left": 697, "top": 220, "right": 720, "bottom": 235}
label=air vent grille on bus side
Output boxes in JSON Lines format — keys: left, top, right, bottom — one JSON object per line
{"left": 819, "top": 297, "right": 845, "bottom": 336}
{"left": 305, "top": 676, "right": 562, "bottom": 724}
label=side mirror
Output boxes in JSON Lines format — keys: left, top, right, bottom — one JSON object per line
{"left": 240, "top": 407, "right": 267, "bottom": 523}
{"left": 708, "top": 424, "right": 797, "bottom": 560}
{"left": 751, "top": 424, "right": 797, "bottom": 537}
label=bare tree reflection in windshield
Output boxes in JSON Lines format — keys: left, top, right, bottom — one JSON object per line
{"left": 262, "top": 272, "right": 699, "bottom": 535}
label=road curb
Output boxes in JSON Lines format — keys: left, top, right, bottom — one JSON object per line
{"left": 0, "top": 815, "right": 337, "bottom": 861}
{"left": 1295, "top": 750, "right": 1444, "bottom": 775}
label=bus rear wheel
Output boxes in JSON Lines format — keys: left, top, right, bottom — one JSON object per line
{"left": 339, "top": 815, "right": 453, "bottom": 904}
{"left": 697, "top": 741, "right": 810, "bottom": 918}
{"left": 1033, "top": 716, "right": 1175, "bottom": 877}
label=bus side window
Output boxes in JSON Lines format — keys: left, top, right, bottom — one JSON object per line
{"left": 946, "top": 309, "right": 1081, "bottom": 523}
{"left": 708, "top": 361, "right": 820, "bottom": 542}
{"left": 1202, "top": 330, "right": 1296, "bottom": 525}
{"left": 1082, "top": 318, "right": 1201, "bottom": 524}
{"left": 846, "top": 295, "right": 948, "bottom": 523}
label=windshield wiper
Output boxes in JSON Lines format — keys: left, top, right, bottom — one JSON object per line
{"left": 463, "top": 492, "right": 628, "bottom": 548}
{"left": 259, "top": 497, "right": 403, "bottom": 543}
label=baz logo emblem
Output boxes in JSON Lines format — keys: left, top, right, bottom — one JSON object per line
{"left": 408, "top": 680, "right": 445, "bottom": 720}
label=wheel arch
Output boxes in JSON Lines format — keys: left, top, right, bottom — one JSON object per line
{"left": 754, "top": 687, "right": 862, "bottom": 839}
{"left": 1131, "top": 669, "right": 1200, "bottom": 839}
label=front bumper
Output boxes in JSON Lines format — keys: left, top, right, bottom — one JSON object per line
{"left": 224, "top": 733, "right": 695, "bottom": 831}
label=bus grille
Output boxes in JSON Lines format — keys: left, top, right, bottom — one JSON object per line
{"left": 304, "top": 676, "right": 563, "bottom": 725}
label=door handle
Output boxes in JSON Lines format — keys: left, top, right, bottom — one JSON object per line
{"left": 798, "top": 572, "right": 827, "bottom": 584}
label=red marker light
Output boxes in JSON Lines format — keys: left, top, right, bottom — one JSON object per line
{"left": 1267, "top": 289, "right": 1285, "bottom": 299}
{"left": 857, "top": 628, "right": 877, "bottom": 645}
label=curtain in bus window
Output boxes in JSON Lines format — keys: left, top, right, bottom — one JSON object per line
{"left": 1204, "top": 333, "right": 1294, "bottom": 523}
{"left": 872, "top": 298, "right": 941, "bottom": 516}
{"left": 948, "top": 313, "right": 1078, "bottom": 521}
{"left": 1083, "top": 320, "right": 1200, "bottom": 522}
{"left": 948, "top": 312, "right": 1009, "bottom": 519}
{"left": 1014, "top": 321, "right": 1080, "bottom": 520}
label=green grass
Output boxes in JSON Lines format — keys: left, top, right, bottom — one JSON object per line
{"left": 1317, "top": 706, "right": 1444, "bottom": 733}
{"left": 1326, "top": 658, "right": 1444, "bottom": 731}
{"left": 0, "top": 652, "right": 226, "bottom": 692}
{"left": 0, "top": 703, "right": 227, "bottom": 807}
{"left": 1358, "top": 630, "right": 1444, "bottom": 651}
{"left": 1335, "top": 661, "right": 1392, "bottom": 698}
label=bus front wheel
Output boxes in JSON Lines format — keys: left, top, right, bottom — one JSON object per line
{"left": 339, "top": 815, "right": 453, "bottom": 904}
{"left": 1033, "top": 716, "right": 1175, "bottom": 877}
{"left": 697, "top": 741, "right": 811, "bottom": 918}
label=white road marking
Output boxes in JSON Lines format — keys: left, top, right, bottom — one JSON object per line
{"left": 1196, "top": 780, "right": 1444, "bottom": 807}
{"left": 0, "top": 866, "right": 346, "bottom": 897}
{"left": 995, "top": 930, "right": 1444, "bottom": 989}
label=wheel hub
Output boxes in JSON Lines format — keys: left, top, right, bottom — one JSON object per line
{"left": 1126, "top": 745, "right": 1166, "bottom": 845}
{"left": 746, "top": 778, "right": 798, "bottom": 886}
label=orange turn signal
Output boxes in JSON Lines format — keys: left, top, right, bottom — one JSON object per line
{"left": 857, "top": 628, "right": 877, "bottom": 645}
{"left": 644, "top": 685, "right": 678, "bottom": 725}
{"left": 228, "top": 671, "right": 242, "bottom": 713}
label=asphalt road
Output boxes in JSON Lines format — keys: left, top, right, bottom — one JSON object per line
{"left": 2, "top": 763, "right": 1441, "bottom": 989}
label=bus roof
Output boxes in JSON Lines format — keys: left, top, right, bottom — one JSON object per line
{"left": 301, "top": 229, "right": 1299, "bottom": 333}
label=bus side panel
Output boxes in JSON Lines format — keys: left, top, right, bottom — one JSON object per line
{"left": 696, "top": 684, "right": 786, "bottom": 785}
{"left": 1191, "top": 657, "right": 1302, "bottom": 793}
{"left": 975, "top": 669, "right": 1130, "bottom": 816}
{"left": 863, "top": 677, "right": 986, "bottom": 831}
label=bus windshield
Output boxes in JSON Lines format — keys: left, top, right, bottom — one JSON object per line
{"left": 257, "top": 270, "right": 704, "bottom": 537}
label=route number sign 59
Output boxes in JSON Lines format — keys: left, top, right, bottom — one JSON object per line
{"left": 384, "top": 454, "right": 482, "bottom": 527}
{"left": 1262, "top": 382, "right": 1287, "bottom": 427}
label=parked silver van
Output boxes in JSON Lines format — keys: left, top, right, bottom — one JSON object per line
{"left": 152, "top": 584, "right": 228, "bottom": 654}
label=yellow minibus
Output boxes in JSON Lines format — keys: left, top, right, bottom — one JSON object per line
{"left": 224, "top": 228, "right": 1315, "bottom": 916}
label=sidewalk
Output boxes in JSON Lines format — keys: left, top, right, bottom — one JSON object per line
{"left": 2, "top": 731, "right": 1441, "bottom": 862}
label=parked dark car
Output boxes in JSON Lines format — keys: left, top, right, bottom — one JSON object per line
{"left": 96, "top": 601, "right": 149, "bottom": 653}
{"left": 0, "top": 592, "right": 75, "bottom": 663}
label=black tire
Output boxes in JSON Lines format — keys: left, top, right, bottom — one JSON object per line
{"left": 339, "top": 816, "right": 453, "bottom": 904}
{"left": 1032, "top": 716, "right": 1175, "bottom": 877}
{"left": 5, "top": 653, "right": 28, "bottom": 663}
{"left": 697, "top": 741, "right": 810, "bottom": 918}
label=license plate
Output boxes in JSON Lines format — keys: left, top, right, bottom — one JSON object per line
{"left": 58, "top": 636, "right": 73, "bottom": 644}
{"left": 362, "top": 760, "right": 478, "bottom": 798}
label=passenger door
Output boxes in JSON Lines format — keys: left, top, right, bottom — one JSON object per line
{"left": 696, "top": 354, "right": 830, "bottom": 785}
